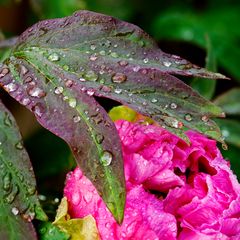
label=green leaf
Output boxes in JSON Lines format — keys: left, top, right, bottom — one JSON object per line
{"left": 109, "top": 105, "right": 137, "bottom": 122}
{"left": 215, "top": 118, "right": 240, "bottom": 147}
{"left": 152, "top": 6, "right": 240, "bottom": 80}
{"left": 0, "top": 100, "right": 47, "bottom": 239}
{"left": 191, "top": 35, "right": 217, "bottom": 100}
{"left": 0, "top": 10, "right": 227, "bottom": 222}
{"left": 38, "top": 222, "right": 70, "bottom": 240}
{"left": 214, "top": 88, "right": 240, "bottom": 115}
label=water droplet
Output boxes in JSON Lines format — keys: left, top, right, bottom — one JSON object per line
{"left": 64, "top": 80, "right": 73, "bottom": 88}
{"left": 48, "top": 53, "right": 60, "bottom": 62}
{"left": 201, "top": 115, "right": 209, "bottom": 122}
{"left": 11, "top": 207, "right": 19, "bottom": 215}
{"left": 222, "top": 142, "right": 228, "bottom": 150}
{"left": 99, "top": 50, "right": 106, "bottom": 56}
{"left": 5, "top": 185, "right": 19, "bottom": 204}
{"left": 20, "top": 65, "right": 29, "bottom": 75}
{"left": 28, "top": 87, "right": 46, "bottom": 98}
{"left": 114, "top": 88, "right": 122, "bottom": 94}
{"left": 90, "top": 44, "right": 96, "bottom": 50}
{"left": 163, "top": 61, "right": 172, "bottom": 67}
{"left": 110, "top": 52, "right": 118, "bottom": 58}
{"left": 111, "top": 73, "right": 127, "bottom": 83}
{"left": 85, "top": 70, "right": 98, "bottom": 81}
{"left": 118, "top": 60, "right": 128, "bottom": 66}
{"left": 143, "top": 58, "right": 149, "bottom": 63}
{"left": 4, "top": 83, "right": 18, "bottom": 92}
{"left": 184, "top": 113, "right": 192, "bottom": 122}
{"left": 54, "top": 86, "right": 64, "bottom": 95}
{"left": 69, "top": 98, "right": 77, "bottom": 108}
{"left": 100, "top": 151, "right": 113, "bottom": 166}
{"left": 72, "top": 191, "right": 81, "bottom": 205}
{"left": 4, "top": 113, "right": 12, "bottom": 127}
{"left": 73, "top": 115, "right": 81, "bottom": 123}
{"left": 24, "top": 76, "right": 33, "bottom": 83}
{"left": 133, "top": 66, "right": 141, "bottom": 72}
{"left": 3, "top": 173, "right": 12, "bottom": 191}
{"left": 27, "top": 186, "right": 36, "bottom": 195}
{"left": 63, "top": 65, "right": 69, "bottom": 71}
{"left": 90, "top": 54, "right": 98, "bottom": 61}
{"left": 15, "top": 141, "right": 24, "bottom": 150}
{"left": 151, "top": 98, "right": 158, "bottom": 103}
{"left": 87, "top": 89, "right": 95, "bottom": 96}
{"left": 0, "top": 68, "right": 9, "bottom": 78}
{"left": 22, "top": 98, "right": 31, "bottom": 106}
{"left": 222, "top": 129, "right": 229, "bottom": 138}
{"left": 32, "top": 103, "right": 44, "bottom": 118}
{"left": 96, "top": 134, "right": 104, "bottom": 144}
{"left": 170, "top": 103, "right": 177, "bottom": 109}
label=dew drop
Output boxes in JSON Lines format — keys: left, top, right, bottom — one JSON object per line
{"left": 32, "top": 103, "right": 44, "bottom": 118}
{"left": 133, "top": 66, "right": 141, "bottom": 72}
{"left": 65, "top": 79, "right": 73, "bottom": 87}
{"left": 163, "top": 61, "right": 172, "bottom": 67}
{"left": 24, "top": 76, "right": 33, "bottom": 83}
{"left": 11, "top": 207, "right": 19, "bottom": 215}
{"left": 0, "top": 67, "right": 9, "bottom": 78}
{"left": 63, "top": 65, "right": 69, "bottom": 71}
{"left": 3, "top": 173, "right": 12, "bottom": 191}
{"left": 151, "top": 98, "right": 158, "bottom": 103}
{"left": 170, "top": 103, "right": 177, "bottom": 109}
{"left": 15, "top": 141, "right": 24, "bottom": 150}
{"left": 54, "top": 86, "right": 64, "bottom": 95}
{"left": 99, "top": 50, "right": 106, "bottom": 56}
{"left": 100, "top": 151, "right": 113, "bottom": 166}
{"left": 69, "top": 98, "right": 77, "bottom": 108}
{"left": 28, "top": 87, "right": 46, "bottom": 98}
{"left": 48, "top": 53, "right": 60, "bottom": 62}
{"left": 4, "top": 113, "right": 12, "bottom": 127}
{"left": 89, "top": 54, "right": 98, "bottom": 61}
{"left": 111, "top": 73, "right": 127, "bottom": 83}
{"left": 184, "top": 113, "right": 192, "bottom": 122}
{"left": 4, "top": 83, "right": 18, "bottom": 92}
{"left": 143, "top": 58, "right": 149, "bottom": 63}
{"left": 90, "top": 44, "right": 96, "bottom": 50}
{"left": 201, "top": 115, "right": 209, "bottom": 122}
{"left": 96, "top": 134, "right": 104, "bottom": 144}
{"left": 73, "top": 115, "right": 81, "bottom": 123}
{"left": 22, "top": 98, "right": 31, "bottom": 106}
{"left": 110, "top": 52, "right": 118, "bottom": 58}
{"left": 118, "top": 60, "right": 128, "bottom": 66}
{"left": 87, "top": 89, "right": 95, "bottom": 96}
{"left": 85, "top": 70, "right": 98, "bottom": 81}
{"left": 27, "top": 186, "right": 36, "bottom": 195}
{"left": 20, "top": 65, "right": 29, "bottom": 75}
{"left": 114, "top": 88, "right": 122, "bottom": 94}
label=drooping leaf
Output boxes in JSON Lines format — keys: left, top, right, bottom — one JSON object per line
{"left": 191, "top": 35, "right": 217, "bottom": 100}
{"left": 0, "top": 100, "right": 47, "bottom": 239}
{"left": 53, "top": 197, "right": 100, "bottom": 240}
{"left": 38, "top": 222, "right": 70, "bottom": 240}
{"left": 214, "top": 88, "right": 240, "bottom": 115}
{"left": 0, "top": 10, "right": 227, "bottom": 222}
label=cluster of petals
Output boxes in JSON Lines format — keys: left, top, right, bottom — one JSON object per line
{"left": 64, "top": 120, "right": 240, "bottom": 239}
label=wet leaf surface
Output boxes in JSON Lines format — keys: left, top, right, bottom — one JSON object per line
{"left": 0, "top": 10, "right": 227, "bottom": 222}
{"left": 0, "top": 100, "right": 47, "bottom": 239}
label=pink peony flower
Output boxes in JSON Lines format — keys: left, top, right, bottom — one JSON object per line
{"left": 64, "top": 120, "right": 240, "bottom": 239}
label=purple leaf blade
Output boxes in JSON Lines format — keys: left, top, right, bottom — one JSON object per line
{"left": 0, "top": 100, "right": 47, "bottom": 240}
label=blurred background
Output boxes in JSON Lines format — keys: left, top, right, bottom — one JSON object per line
{"left": 0, "top": 0, "right": 240, "bottom": 217}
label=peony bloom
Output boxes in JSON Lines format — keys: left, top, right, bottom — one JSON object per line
{"left": 64, "top": 120, "right": 240, "bottom": 239}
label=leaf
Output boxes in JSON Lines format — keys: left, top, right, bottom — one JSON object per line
{"left": 53, "top": 197, "right": 100, "bottom": 240}
{"left": 109, "top": 105, "right": 137, "bottom": 122}
{"left": 38, "top": 222, "right": 70, "bottom": 240}
{"left": 0, "top": 10, "right": 227, "bottom": 222}
{"left": 151, "top": 6, "right": 240, "bottom": 80}
{"left": 0, "top": 35, "right": 17, "bottom": 63}
{"left": 191, "top": 35, "right": 217, "bottom": 100}
{"left": 0, "top": 100, "right": 47, "bottom": 239}
{"left": 215, "top": 119, "right": 240, "bottom": 147}
{"left": 214, "top": 88, "right": 240, "bottom": 115}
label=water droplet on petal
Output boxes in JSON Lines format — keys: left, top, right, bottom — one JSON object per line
{"left": 69, "top": 98, "right": 77, "bottom": 108}
{"left": 11, "top": 207, "right": 19, "bottom": 215}
{"left": 48, "top": 53, "right": 60, "bottom": 62}
{"left": 100, "top": 151, "right": 113, "bottom": 166}
{"left": 4, "top": 83, "right": 18, "bottom": 92}
{"left": 163, "top": 61, "right": 172, "bottom": 67}
{"left": 54, "top": 86, "right": 64, "bottom": 95}
{"left": 170, "top": 103, "right": 177, "bottom": 109}
{"left": 111, "top": 73, "right": 127, "bottom": 83}
{"left": 184, "top": 113, "right": 192, "bottom": 122}
{"left": 73, "top": 115, "right": 81, "bottom": 123}
{"left": 0, "top": 68, "right": 9, "bottom": 78}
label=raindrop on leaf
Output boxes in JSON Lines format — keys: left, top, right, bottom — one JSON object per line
{"left": 100, "top": 151, "right": 113, "bottom": 166}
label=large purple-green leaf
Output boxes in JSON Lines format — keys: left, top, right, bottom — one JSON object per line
{"left": 0, "top": 10, "right": 227, "bottom": 222}
{"left": 0, "top": 100, "right": 47, "bottom": 239}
